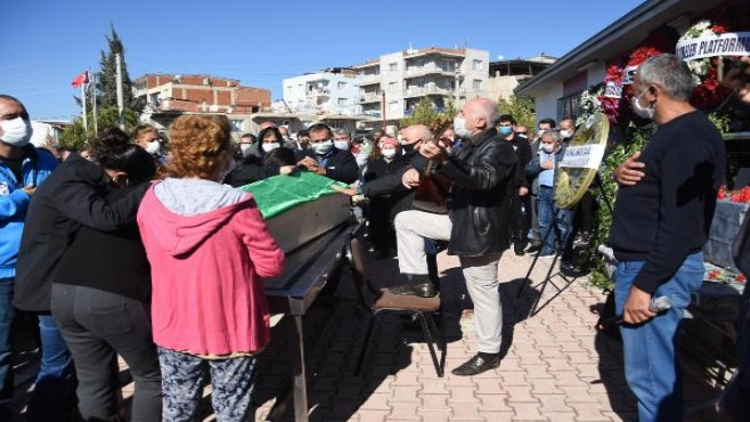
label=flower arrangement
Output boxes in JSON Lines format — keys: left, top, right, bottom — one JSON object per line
{"left": 717, "top": 185, "right": 750, "bottom": 203}
{"left": 679, "top": 19, "right": 735, "bottom": 111}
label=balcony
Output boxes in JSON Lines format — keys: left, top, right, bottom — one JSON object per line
{"left": 360, "top": 92, "right": 382, "bottom": 103}
{"left": 403, "top": 64, "right": 457, "bottom": 79}
{"left": 358, "top": 73, "right": 381, "bottom": 86}
{"left": 402, "top": 86, "right": 454, "bottom": 98}
{"left": 306, "top": 88, "right": 330, "bottom": 97}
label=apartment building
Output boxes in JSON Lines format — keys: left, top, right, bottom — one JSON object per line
{"left": 352, "top": 47, "right": 490, "bottom": 122}
{"left": 282, "top": 68, "right": 363, "bottom": 116}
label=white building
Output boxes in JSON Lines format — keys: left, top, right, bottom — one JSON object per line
{"left": 350, "top": 47, "right": 490, "bottom": 122}
{"left": 282, "top": 68, "right": 363, "bottom": 116}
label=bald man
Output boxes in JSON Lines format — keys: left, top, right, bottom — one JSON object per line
{"left": 393, "top": 98, "right": 518, "bottom": 376}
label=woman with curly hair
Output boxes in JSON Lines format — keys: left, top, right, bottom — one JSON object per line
{"left": 137, "top": 115, "right": 285, "bottom": 421}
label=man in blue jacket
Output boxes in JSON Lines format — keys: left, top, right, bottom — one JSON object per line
{"left": 296, "top": 123, "right": 359, "bottom": 184}
{"left": 0, "top": 95, "right": 58, "bottom": 419}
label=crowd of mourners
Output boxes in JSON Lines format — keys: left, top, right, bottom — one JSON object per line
{"left": 0, "top": 53, "right": 748, "bottom": 422}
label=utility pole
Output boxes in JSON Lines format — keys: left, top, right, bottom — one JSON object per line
{"left": 91, "top": 70, "right": 99, "bottom": 136}
{"left": 454, "top": 69, "right": 462, "bottom": 109}
{"left": 116, "top": 53, "right": 125, "bottom": 130}
{"left": 381, "top": 91, "right": 386, "bottom": 129}
{"left": 81, "top": 76, "right": 88, "bottom": 133}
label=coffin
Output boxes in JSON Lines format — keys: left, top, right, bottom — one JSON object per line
{"left": 241, "top": 172, "right": 351, "bottom": 252}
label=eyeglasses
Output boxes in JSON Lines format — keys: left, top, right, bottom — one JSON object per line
{"left": 515, "top": 132, "right": 527, "bottom": 135}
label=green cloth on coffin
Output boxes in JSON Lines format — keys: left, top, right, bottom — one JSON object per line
{"left": 240, "top": 171, "right": 348, "bottom": 219}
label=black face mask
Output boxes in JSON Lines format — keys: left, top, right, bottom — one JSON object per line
{"left": 401, "top": 143, "right": 416, "bottom": 156}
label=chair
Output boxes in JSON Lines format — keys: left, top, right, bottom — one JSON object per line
{"left": 346, "top": 228, "right": 446, "bottom": 377}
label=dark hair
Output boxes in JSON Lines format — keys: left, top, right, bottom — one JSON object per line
{"left": 498, "top": 114, "right": 516, "bottom": 125}
{"left": 0, "top": 95, "right": 29, "bottom": 119}
{"left": 538, "top": 118, "right": 556, "bottom": 128}
{"left": 90, "top": 128, "right": 131, "bottom": 158}
{"left": 307, "top": 123, "right": 333, "bottom": 138}
{"left": 262, "top": 147, "right": 297, "bottom": 168}
{"left": 258, "top": 127, "right": 283, "bottom": 144}
{"left": 98, "top": 144, "right": 157, "bottom": 184}
{"left": 297, "top": 129, "right": 309, "bottom": 138}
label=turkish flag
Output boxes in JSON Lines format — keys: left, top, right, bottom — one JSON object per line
{"left": 71, "top": 71, "right": 89, "bottom": 88}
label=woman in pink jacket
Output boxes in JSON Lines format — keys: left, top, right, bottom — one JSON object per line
{"left": 137, "top": 115, "right": 284, "bottom": 421}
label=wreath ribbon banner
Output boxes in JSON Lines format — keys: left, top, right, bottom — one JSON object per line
{"left": 676, "top": 31, "right": 750, "bottom": 61}
{"left": 559, "top": 144, "right": 606, "bottom": 170}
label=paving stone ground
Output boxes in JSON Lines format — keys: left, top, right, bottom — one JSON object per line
{"left": 10, "top": 248, "right": 733, "bottom": 421}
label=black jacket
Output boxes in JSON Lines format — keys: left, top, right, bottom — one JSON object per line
{"left": 53, "top": 186, "right": 152, "bottom": 303}
{"left": 299, "top": 148, "right": 359, "bottom": 184}
{"left": 506, "top": 134, "right": 532, "bottom": 189}
{"left": 361, "top": 151, "right": 427, "bottom": 220}
{"left": 439, "top": 128, "right": 517, "bottom": 256}
{"left": 13, "top": 154, "right": 148, "bottom": 312}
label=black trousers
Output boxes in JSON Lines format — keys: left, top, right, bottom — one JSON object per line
{"left": 510, "top": 193, "right": 532, "bottom": 251}
{"left": 51, "top": 284, "right": 162, "bottom": 422}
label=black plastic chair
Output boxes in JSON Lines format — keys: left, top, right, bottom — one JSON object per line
{"left": 346, "top": 229, "right": 446, "bottom": 377}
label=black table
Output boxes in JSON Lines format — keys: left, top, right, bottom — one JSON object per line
{"left": 263, "top": 223, "right": 353, "bottom": 422}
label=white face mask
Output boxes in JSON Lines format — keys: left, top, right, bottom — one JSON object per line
{"left": 453, "top": 116, "right": 472, "bottom": 138}
{"left": 631, "top": 88, "right": 655, "bottom": 120}
{"left": 240, "top": 144, "right": 253, "bottom": 155}
{"left": 0, "top": 117, "right": 32, "bottom": 147}
{"left": 382, "top": 148, "right": 397, "bottom": 159}
{"left": 560, "top": 129, "right": 573, "bottom": 139}
{"left": 541, "top": 144, "right": 555, "bottom": 153}
{"left": 334, "top": 140, "right": 349, "bottom": 150}
{"left": 312, "top": 140, "right": 334, "bottom": 155}
{"left": 145, "top": 140, "right": 161, "bottom": 155}
{"left": 262, "top": 142, "right": 280, "bottom": 153}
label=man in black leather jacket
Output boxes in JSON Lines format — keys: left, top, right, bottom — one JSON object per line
{"left": 391, "top": 98, "right": 518, "bottom": 376}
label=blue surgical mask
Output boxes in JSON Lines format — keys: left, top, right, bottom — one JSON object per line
{"left": 498, "top": 126, "right": 513, "bottom": 136}
{"left": 313, "top": 140, "right": 334, "bottom": 155}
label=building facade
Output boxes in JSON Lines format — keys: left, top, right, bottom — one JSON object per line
{"left": 484, "top": 54, "right": 556, "bottom": 101}
{"left": 351, "top": 47, "right": 490, "bottom": 122}
{"left": 133, "top": 74, "right": 271, "bottom": 135}
{"left": 282, "top": 68, "right": 363, "bottom": 116}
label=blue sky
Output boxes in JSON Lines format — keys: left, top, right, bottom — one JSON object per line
{"left": 0, "top": 0, "right": 644, "bottom": 121}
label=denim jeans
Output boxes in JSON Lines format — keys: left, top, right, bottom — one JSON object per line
{"left": 0, "top": 279, "right": 15, "bottom": 420}
{"left": 614, "top": 252, "right": 704, "bottom": 422}
{"left": 26, "top": 314, "right": 77, "bottom": 422}
{"left": 537, "top": 187, "right": 573, "bottom": 255}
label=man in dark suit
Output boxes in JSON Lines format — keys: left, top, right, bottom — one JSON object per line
{"left": 296, "top": 123, "right": 359, "bottom": 184}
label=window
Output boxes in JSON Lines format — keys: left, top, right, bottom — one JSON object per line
{"left": 472, "top": 79, "right": 482, "bottom": 91}
{"left": 229, "top": 120, "right": 244, "bottom": 132}
{"left": 557, "top": 90, "right": 584, "bottom": 122}
{"left": 328, "top": 121, "right": 343, "bottom": 129}
{"left": 338, "top": 81, "right": 347, "bottom": 90}
{"left": 338, "top": 98, "right": 348, "bottom": 106}
{"left": 389, "top": 62, "right": 398, "bottom": 72}
{"left": 472, "top": 59, "right": 483, "bottom": 70}
{"left": 389, "top": 81, "right": 399, "bottom": 92}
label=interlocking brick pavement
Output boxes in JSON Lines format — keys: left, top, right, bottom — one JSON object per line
{"left": 9, "top": 248, "right": 731, "bottom": 421}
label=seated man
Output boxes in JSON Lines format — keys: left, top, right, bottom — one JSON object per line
{"left": 297, "top": 123, "right": 359, "bottom": 184}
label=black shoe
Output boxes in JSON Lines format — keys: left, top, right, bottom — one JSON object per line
{"left": 385, "top": 282, "right": 436, "bottom": 298}
{"left": 451, "top": 353, "right": 501, "bottom": 376}
{"left": 514, "top": 249, "right": 525, "bottom": 256}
